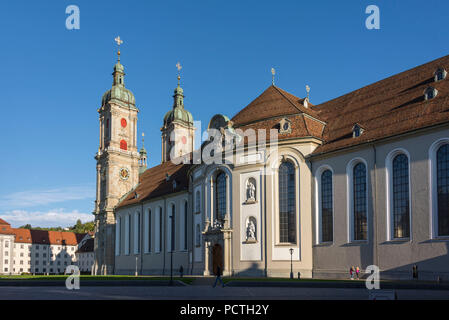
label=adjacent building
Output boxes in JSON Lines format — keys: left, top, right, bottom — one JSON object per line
{"left": 0, "top": 219, "right": 89, "bottom": 275}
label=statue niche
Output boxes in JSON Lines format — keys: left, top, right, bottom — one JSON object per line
{"left": 244, "top": 178, "right": 256, "bottom": 204}
{"left": 245, "top": 217, "right": 257, "bottom": 243}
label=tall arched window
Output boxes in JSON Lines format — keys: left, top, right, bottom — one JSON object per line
{"left": 353, "top": 163, "right": 367, "bottom": 241}
{"left": 195, "top": 190, "right": 201, "bottom": 213}
{"left": 279, "top": 161, "right": 296, "bottom": 243}
{"left": 170, "top": 204, "right": 176, "bottom": 252}
{"left": 184, "top": 201, "right": 188, "bottom": 250}
{"left": 321, "top": 170, "right": 333, "bottom": 242}
{"left": 437, "top": 144, "right": 449, "bottom": 236}
{"left": 392, "top": 154, "right": 410, "bottom": 238}
{"left": 216, "top": 172, "right": 227, "bottom": 219}
{"left": 158, "top": 207, "right": 163, "bottom": 252}
{"left": 147, "top": 209, "right": 152, "bottom": 253}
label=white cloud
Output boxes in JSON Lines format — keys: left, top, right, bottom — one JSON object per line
{"left": 0, "top": 186, "right": 95, "bottom": 209}
{"left": 0, "top": 209, "right": 94, "bottom": 228}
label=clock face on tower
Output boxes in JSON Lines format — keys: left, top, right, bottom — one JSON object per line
{"left": 182, "top": 136, "right": 187, "bottom": 144}
{"left": 121, "top": 118, "right": 127, "bottom": 128}
{"left": 119, "top": 167, "right": 130, "bottom": 180}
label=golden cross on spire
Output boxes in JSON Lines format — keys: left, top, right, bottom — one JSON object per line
{"left": 114, "top": 36, "right": 123, "bottom": 61}
{"left": 176, "top": 62, "right": 182, "bottom": 85}
{"left": 271, "top": 67, "right": 276, "bottom": 85}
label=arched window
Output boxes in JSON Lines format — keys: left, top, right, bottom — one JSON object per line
{"left": 158, "top": 207, "right": 163, "bottom": 252}
{"left": 216, "top": 172, "right": 227, "bottom": 219}
{"left": 147, "top": 209, "right": 152, "bottom": 253}
{"left": 353, "top": 163, "right": 367, "bottom": 241}
{"left": 170, "top": 204, "right": 176, "bottom": 252}
{"left": 437, "top": 144, "right": 449, "bottom": 236}
{"left": 196, "top": 224, "right": 201, "bottom": 247}
{"left": 120, "top": 140, "right": 127, "bottom": 151}
{"left": 134, "top": 212, "right": 140, "bottom": 254}
{"left": 321, "top": 170, "right": 333, "bottom": 242}
{"left": 195, "top": 190, "right": 201, "bottom": 213}
{"left": 392, "top": 154, "right": 410, "bottom": 238}
{"left": 184, "top": 201, "right": 188, "bottom": 250}
{"left": 279, "top": 161, "right": 296, "bottom": 243}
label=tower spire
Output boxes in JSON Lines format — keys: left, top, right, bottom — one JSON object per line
{"left": 173, "top": 62, "right": 184, "bottom": 108}
{"left": 112, "top": 36, "right": 125, "bottom": 87}
{"left": 114, "top": 36, "right": 123, "bottom": 62}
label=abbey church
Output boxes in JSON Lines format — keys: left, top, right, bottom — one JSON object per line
{"left": 93, "top": 46, "right": 449, "bottom": 280}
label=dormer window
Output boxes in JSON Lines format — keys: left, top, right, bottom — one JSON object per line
{"left": 435, "top": 68, "right": 447, "bottom": 82}
{"left": 278, "top": 118, "right": 292, "bottom": 134}
{"left": 424, "top": 87, "right": 438, "bottom": 100}
{"left": 352, "top": 124, "right": 364, "bottom": 138}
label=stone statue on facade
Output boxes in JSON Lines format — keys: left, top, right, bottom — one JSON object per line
{"left": 246, "top": 219, "right": 256, "bottom": 242}
{"left": 246, "top": 180, "right": 256, "bottom": 203}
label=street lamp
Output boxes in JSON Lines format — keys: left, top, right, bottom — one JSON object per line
{"left": 289, "top": 248, "right": 294, "bottom": 279}
{"left": 135, "top": 256, "right": 138, "bottom": 277}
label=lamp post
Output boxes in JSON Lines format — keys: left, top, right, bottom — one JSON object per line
{"left": 135, "top": 256, "right": 138, "bottom": 277}
{"left": 289, "top": 248, "right": 294, "bottom": 279}
{"left": 169, "top": 214, "right": 174, "bottom": 286}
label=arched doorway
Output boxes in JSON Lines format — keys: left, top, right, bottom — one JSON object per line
{"left": 212, "top": 244, "right": 223, "bottom": 275}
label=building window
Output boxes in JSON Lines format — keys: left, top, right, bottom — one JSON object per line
{"left": 115, "top": 217, "right": 121, "bottom": 256}
{"left": 170, "top": 204, "right": 176, "bottom": 252}
{"left": 392, "top": 154, "right": 410, "bottom": 239}
{"left": 196, "top": 224, "right": 201, "bottom": 247}
{"left": 321, "top": 169, "right": 333, "bottom": 242}
{"left": 435, "top": 68, "right": 447, "bottom": 82}
{"left": 437, "top": 144, "right": 449, "bottom": 236}
{"left": 424, "top": 87, "right": 438, "bottom": 100}
{"left": 147, "top": 209, "right": 152, "bottom": 253}
{"left": 279, "top": 161, "right": 296, "bottom": 243}
{"left": 134, "top": 212, "right": 140, "bottom": 254}
{"left": 353, "top": 162, "right": 367, "bottom": 241}
{"left": 195, "top": 190, "right": 201, "bottom": 213}
{"left": 184, "top": 201, "right": 188, "bottom": 250}
{"left": 216, "top": 172, "right": 227, "bottom": 219}
{"left": 158, "top": 207, "right": 163, "bottom": 252}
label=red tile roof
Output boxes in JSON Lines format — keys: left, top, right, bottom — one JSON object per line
{"left": 310, "top": 54, "right": 449, "bottom": 155}
{"left": 0, "top": 218, "right": 10, "bottom": 225}
{"left": 116, "top": 157, "right": 192, "bottom": 209}
{"left": 0, "top": 219, "right": 85, "bottom": 245}
{"left": 231, "top": 85, "right": 322, "bottom": 127}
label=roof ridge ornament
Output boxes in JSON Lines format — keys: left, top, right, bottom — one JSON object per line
{"left": 176, "top": 61, "right": 182, "bottom": 86}
{"left": 271, "top": 67, "right": 276, "bottom": 86}
{"left": 114, "top": 36, "right": 123, "bottom": 62}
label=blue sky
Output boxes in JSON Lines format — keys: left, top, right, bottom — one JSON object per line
{"left": 1, "top": 0, "right": 448, "bottom": 227}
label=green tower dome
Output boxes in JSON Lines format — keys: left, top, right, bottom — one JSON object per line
{"left": 101, "top": 61, "right": 136, "bottom": 108}
{"left": 163, "top": 82, "right": 193, "bottom": 127}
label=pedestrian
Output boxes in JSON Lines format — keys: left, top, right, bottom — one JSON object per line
{"left": 349, "top": 266, "right": 354, "bottom": 280}
{"left": 179, "top": 265, "right": 184, "bottom": 278}
{"left": 356, "top": 266, "right": 360, "bottom": 280}
{"left": 213, "top": 265, "right": 225, "bottom": 288}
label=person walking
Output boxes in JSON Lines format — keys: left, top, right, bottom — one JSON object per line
{"left": 355, "top": 266, "right": 360, "bottom": 280}
{"left": 349, "top": 266, "right": 354, "bottom": 280}
{"left": 213, "top": 265, "right": 225, "bottom": 288}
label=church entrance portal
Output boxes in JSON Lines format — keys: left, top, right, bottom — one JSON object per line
{"left": 212, "top": 244, "right": 223, "bottom": 275}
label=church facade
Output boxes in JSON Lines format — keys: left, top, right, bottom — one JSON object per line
{"left": 94, "top": 52, "right": 449, "bottom": 280}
